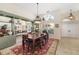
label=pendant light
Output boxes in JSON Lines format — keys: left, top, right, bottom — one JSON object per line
{"left": 68, "top": 9, "right": 75, "bottom": 20}
{"left": 34, "top": 3, "right": 41, "bottom": 22}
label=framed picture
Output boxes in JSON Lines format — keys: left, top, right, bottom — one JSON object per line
{"left": 55, "top": 24, "right": 59, "bottom": 28}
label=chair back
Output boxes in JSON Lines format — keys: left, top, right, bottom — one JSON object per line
{"left": 22, "top": 34, "right": 28, "bottom": 40}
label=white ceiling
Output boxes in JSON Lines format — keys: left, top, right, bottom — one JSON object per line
{"left": 0, "top": 3, "right": 79, "bottom": 20}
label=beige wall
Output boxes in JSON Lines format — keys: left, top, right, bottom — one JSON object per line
{"left": 54, "top": 17, "right": 62, "bottom": 40}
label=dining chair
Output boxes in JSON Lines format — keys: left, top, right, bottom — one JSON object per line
{"left": 40, "top": 34, "right": 45, "bottom": 46}
{"left": 22, "top": 35, "right": 30, "bottom": 52}
{"left": 42, "top": 30, "right": 49, "bottom": 44}
{"left": 27, "top": 38, "right": 33, "bottom": 52}
{"left": 34, "top": 37, "right": 42, "bottom": 50}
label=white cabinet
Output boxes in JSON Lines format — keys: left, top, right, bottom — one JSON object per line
{"left": 62, "top": 23, "right": 79, "bottom": 38}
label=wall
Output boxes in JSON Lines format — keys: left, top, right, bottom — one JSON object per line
{"left": 61, "top": 22, "right": 79, "bottom": 38}
{"left": 53, "top": 13, "right": 62, "bottom": 40}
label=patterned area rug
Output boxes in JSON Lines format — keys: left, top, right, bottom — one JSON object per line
{"left": 11, "top": 38, "right": 55, "bottom": 55}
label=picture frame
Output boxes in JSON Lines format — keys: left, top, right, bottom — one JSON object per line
{"left": 55, "top": 24, "right": 59, "bottom": 28}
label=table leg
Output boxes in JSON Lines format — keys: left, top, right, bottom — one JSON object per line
{"left": 32, "top": 40, "right": 35, "bottom": 54}
{"left": 22, "top": 39, "right": 25, "bottom": 54}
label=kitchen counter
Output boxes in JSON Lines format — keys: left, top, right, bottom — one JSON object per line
{"left": 0, "top": 35, "right": 16, "bottom": 50}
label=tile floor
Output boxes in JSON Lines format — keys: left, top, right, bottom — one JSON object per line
{"left": 46, "top": 39, "right": 59, "bottom": 55}
{"left": 1, "top": 36, "right": 79, "bottom": 55}
{"left": 56, "top": 37, "right": 79, "bottom": 55}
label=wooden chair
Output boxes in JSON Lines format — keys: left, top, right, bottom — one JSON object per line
{"left": 22, "top": 35, "right": 28, "bottom": 50}
{"left": 42, "top": 30, "right": 49, "bottom": 44}
{"left": 35, "top": 38, "right": 42, "bottom": 48}
{"left": 40, "top": 34, "right": 46, "bottom": 46}
{"left": 22, "top": 34, "right": 33, "bottom": 52}
{"left": 27, "top": 38, "right": 33, "bottom": 52}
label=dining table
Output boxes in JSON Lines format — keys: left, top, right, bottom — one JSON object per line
{"left": 22, "top": 32, "right": 46, "bottom": 54}
{"left": 28, "top": 32, "right": 42, "bottom": 53}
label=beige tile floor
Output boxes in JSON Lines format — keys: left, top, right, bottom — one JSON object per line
{"left": 46, "top": 39, "right": 59, "bottom": 55}
{"left": 56, "top": 37, "right": 79, "bottom": 55}
{"left": 2, "top": 36, "right": 79, "bottom": 55}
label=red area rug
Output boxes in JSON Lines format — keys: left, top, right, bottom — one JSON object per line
{"left": 11, "top": 38, "right": 55, "bottom": 55}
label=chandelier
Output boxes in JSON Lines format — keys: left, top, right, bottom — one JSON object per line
{"left": 34, "top": 3, "right": 41, "bottom": 22}
{"left": 68, "top": 9, "right": 75, "bottom": 20}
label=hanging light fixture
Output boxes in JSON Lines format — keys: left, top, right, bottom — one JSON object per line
{"left": 68, "top": 9, "right": 75, "bottom": 20}
{"left": 34, "top": 3, "right": 41, "bottom": 22}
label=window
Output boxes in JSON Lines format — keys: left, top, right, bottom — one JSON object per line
{"left": 0, "top": 16, "right": 12, "bottom": 37}
{"left": 43, "top": 14, "right": 54, "bottom": 21}
{"left": 26, "top": 21, "right": 32, "bottom": 32}
{"left": 43, "top": 14, "right": 55, "bottom": 34}
{"left": 14, "top": 19, "right": 27, "bottom": 34}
